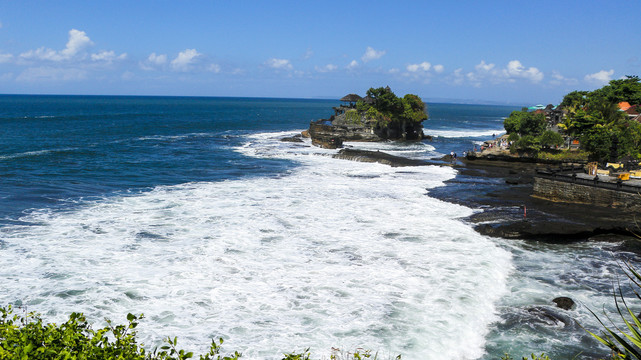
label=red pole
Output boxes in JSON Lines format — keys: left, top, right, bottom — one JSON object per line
{"left": 524, "top": 205, "right": 527, "bottom": 219}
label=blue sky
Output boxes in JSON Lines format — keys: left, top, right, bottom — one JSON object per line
{"left": 0, "top": 0, "right": 639, "bottom": 104}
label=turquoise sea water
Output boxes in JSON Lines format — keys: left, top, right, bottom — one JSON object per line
{"left": 0, "top": 95, "right": 634, "bottom": 359}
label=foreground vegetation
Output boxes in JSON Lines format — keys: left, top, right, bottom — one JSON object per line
{"left": 0, "top": 306, "right": 389, "bottom": 359}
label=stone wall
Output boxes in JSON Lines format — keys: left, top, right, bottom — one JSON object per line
{"left": 533, "top": 177, "right": 641, "bottom": 210}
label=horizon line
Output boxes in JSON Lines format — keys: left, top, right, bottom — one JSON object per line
{"left": 0, "top": 92, "right": 526, "bottom": 107}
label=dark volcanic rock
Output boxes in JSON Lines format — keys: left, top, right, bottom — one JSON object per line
{"left": 475, "top": 220, "right": 632, "bottom": 241}
{"left": 553, "top": 297, "right": 576, "bottom": 310}
{"left": 428, "top": 158, "right": 640, "bottom": 246}
{"left": 312, "top": 136, "right": 343, "bottom": 149}
{"left": 333, "top": 149, "right": 431, "bottom": 167}
{"left": 280, "top": 135, "right": 304, "bottom": 143}
{"left": 308, "top": 120, "right": 380, "bottom": 148}
{"left": 525, "top": 306, "right": 573, "bottom": 327}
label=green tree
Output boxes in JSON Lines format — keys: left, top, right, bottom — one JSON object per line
{"left": 581, "top": 125, "right": 613, "bottom": 163}
{"left": 515, "top": 135, "right": 541, "bottom": 152}
{"left": 610, "top": 119, "right": 641, "bottom": 160}
{"left": 604, "top": 75, "right": 641, "bottom": 104}
{"left": 366, "top": 86, "right": 404, "bottom": 117}
{"left": 560, "top": 90, "right": 589, "bottom": 114}
{"left": 401, "top": 94, "right": 428, "bottom": 123}
{"left": 503, "top": 111, "right": 522, "bottom": 134}
{"left": 538, "top": 130, "right": 564, "bottom": 149}
{"left": 355, "top": 86, "right": 427, "bottom": 140}
{"left": 503, "top": 111, "right": 546, "bottom": 136}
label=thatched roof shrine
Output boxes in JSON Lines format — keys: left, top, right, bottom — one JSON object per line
{"left": 340, "top": 94, "right": 362, "bottom": 103}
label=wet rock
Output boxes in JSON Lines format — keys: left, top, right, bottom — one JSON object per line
{"left": 475, "top": 220, "right": 631, "bottom": 242}
{"left": 280, "top": 135, "right": 304, "bottom": 143}
{"left": 526, "top": 306, "right": 573, "bottom": 327}
{"left": 553, "top": 297, "right": 576, "bottom": 310}
{"left": 333, "top": 149, "right": 430, "bottom": 167}
{"left": 312, "top": 136, "right": 343, "bottom": 149}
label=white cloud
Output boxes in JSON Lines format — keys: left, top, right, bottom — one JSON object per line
{"left": 0, "top": 52, "right": 13, "bottom": 63}
{"left": 16, "top": 66, "right": 88, "bottom": 82}
{"left": 91, "top": 50, "right": 127, "bottom": 63}
{"left": 266, "top": 58, "right": 293, "bottom": 70}
{"left": 171, "top": 49, "right": 201, "bottom": 71}
{"left": 303, "top": 49, "right": 313, "bottom": 60}
{"left": 389, "top": 68, "right": 400, "bottom": 74}
{"left": 62, "top": 29, "right": 93, "bottom": 58}
{"left": 20, "top": 48, "right": 62, "bottom": 62}
{"left": 584, "top": 69, "right": 614, "bottom": 84}
{"left": 433, "top": 64, "right": 444, "bottom": 73}
{"left": 451, "top": 68, "right": 465, "bottom": 85}
{"left": 20, "top": 29, "right": 94, "bottom": 62}
{"left": 475, "top": 60, "right": 495, "bottom": 73}
{"left": 504, "top": 60, "right": 543, "bottom": 83}
{"left": 148, "top": 53, "right": 167, "bottom": 65}
{"left": 208, "top": 63, "right": 221, "bottom": 73}
{"left": 140, "top": 53, "right": 167, "bottom": 70}
{"left": 407, "top": 62, "right": 431, "bottom": 72}
{"left": 361, "top": 46, "right": 385, "bottom": 63}
{"left": 550, "top": 71, "right": 578, "bottom": 86}
{"left": 465, "top": 60, "right": 543, "bottom": 85}
{"left": 315, "top": 64, "right": 337, "bottom": 73}
{"left": 347, "top": 60, "right": 359, "bottom": 69}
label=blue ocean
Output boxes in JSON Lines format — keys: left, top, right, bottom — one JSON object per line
{"left": 0, "top": 95, "right": 631, "bottom": 359}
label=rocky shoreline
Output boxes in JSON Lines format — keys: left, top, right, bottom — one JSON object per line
{"left": 438, "top": 157, "right": 640, "bottom": 251}
{"left": 329, "top": 147, "right": 640, "bottom": 251}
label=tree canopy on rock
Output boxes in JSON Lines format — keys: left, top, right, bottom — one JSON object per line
{"left": 356, "top": 86, "right": 428, "bottom": 126}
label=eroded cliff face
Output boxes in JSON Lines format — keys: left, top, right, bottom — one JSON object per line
{"left": 307, "top": 112, "right": 425, "bottom": 149}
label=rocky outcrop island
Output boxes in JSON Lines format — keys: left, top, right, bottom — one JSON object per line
{"left": 304, "top": 86, "right": 428, "bottom": 148}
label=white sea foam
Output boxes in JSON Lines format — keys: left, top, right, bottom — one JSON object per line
{"left": 0, "top": 131, "right": 513, "bottom": 359}
{"left": 134, "top": 133, "right": 216, "bottom": 142}
{"left": 0, "top": 147, "right": 77, "bottom": 161}
{"left": 483, "top": 240, "right": 639, "bottom": 358}
{"left": 425, "top": 128, "right": 505, "bottom": 138}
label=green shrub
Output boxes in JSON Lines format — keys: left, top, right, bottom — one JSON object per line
{"left": 501, "top": 353, "right": 550, "bottom": 360}
{"left": 536, "top": 149, "right": 589, "bottom": 162}
{"left": 0, "top": 305, "right": 240, "bottom": 360}
{"left": 537, "top": 130, "right": 564, "bottom": 149}
{"left": 345, "top": 109, "right": 363, "bottom": 125}
{"left": 0, "top": 305, "right": 400, "bottom": 360}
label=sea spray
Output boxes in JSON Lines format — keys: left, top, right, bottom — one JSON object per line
{"left": 0, "top": 131, "right": 513, "bottom": 359}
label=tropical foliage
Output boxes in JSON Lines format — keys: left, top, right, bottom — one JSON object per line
{"left": 355, "top": 86, "right": 427, "bottom": 140}
{"left": 585, "top": 261, "right": 641, "bottom": 360}
{"left": 0, "top": 306, "right": 240, "bottom": 360}
{"left": 0, "top": 306, "right": 396, "bottom": 360}
{"left": 503, "top": 111, "right": 548, "bottom": 152}
{"left": 503, "top": 111, "right": 546, "bottom": 137}
{"left": 504, "top": 75, "right": 641, "bottom": 161}
{"left": 559, "top": 75, "right": 641, "bottom": 162}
